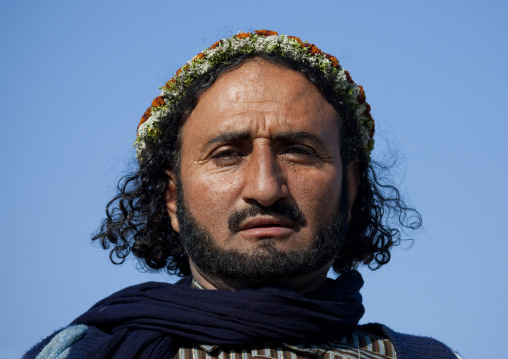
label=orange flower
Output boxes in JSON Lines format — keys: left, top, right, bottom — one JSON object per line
{"left": 176, "top": 68, "right": 183, "bottom": 76}
{"left": 357, "top": 86, "right": 366, "bottom": 104}
{"left": 164, "top": 79, "right": 176, "bottom": 90}
{"left": 303, "top": 43, "right": 322, "bottom": 56}
{"left": 151, "top": 96, "right": 165, "bottom": 107}
{"left": 324, "top": 53, "right": 339, "bottom": 68}
{"left": 195, "top": 53, "right": 204, "bottom": 60}
{"left": 255, "top": 29, "right": 278, "bottom": 36}
{"left": 288, "top": 35, "right": 303, "bottom": 45}
{"left": 138, "top": 107, "right": 152, "bottom": 130}
{"left": 209, "top": 40, "right": 221, "bottom": 50}
{"left": 236, "top": 32, "right": 250, "bottom": 40}
{"left": 345, "top": 70, "right": 353, "bottom": 83}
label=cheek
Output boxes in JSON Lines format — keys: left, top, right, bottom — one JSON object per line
{"left": 180, "top": 168, "right": 243, "bottom": 228}
{"left": 289, "top": 170, "right": 342, "bottom": 224}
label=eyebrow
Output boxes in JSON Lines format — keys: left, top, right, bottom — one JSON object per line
{"left": 274, "top": 131, "right": 327, "bottom": 147}
{"left": 203, "top": 130, "right": 328, "bottom": 151}
{"left": 204, "top": 131, "right": 252, "bottom": 149}
{"left": 205, "top": 131, "right": 325, "bottom": 147}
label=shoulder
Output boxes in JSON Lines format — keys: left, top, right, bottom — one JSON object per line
{"left": 23, "top": 325, "right": 87, "bottom": 359}
{"left": 358, "top": 323, "right": 463, "bottom": 359}
{"left": 22, "top": 324, "right": 106, "bottom": 359}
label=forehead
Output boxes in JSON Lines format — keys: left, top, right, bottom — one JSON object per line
{"left": 182, "top": 58, "right": 340, "bottom": 147}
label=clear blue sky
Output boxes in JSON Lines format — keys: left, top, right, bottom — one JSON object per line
{"left": 2, "top": 1, "right": 507, "bottom": 358}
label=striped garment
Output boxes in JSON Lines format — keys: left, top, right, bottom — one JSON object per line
{"left": 174, "top": 330, "right": 396, "bottom": 359}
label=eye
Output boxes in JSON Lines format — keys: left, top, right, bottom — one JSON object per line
{"left": 210, "top": 148, "right": 246, "bottom": 166}
{"left": 278, "top": 145, "right": 321, "bottom": 165}
{"left": 282, "top": 145, "right": 317, "bottom": 156}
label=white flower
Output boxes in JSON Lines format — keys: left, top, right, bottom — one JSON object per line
{"left": 137, "top": 120, "right": 151, "bottom": 138}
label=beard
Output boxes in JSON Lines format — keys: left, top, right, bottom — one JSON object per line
{"left": 176, "top": 181, "right": 350, "bottom": 282}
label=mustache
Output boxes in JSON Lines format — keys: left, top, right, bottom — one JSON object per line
{"left": 228, "top": 201, "right": 307, "bottom": 232}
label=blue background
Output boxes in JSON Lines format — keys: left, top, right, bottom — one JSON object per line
{"left": 1, "top": 1, "right": 507, "bottom": 358}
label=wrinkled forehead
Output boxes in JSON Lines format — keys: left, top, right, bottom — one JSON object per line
{"left": 181, "top": 58, "right": 341, "bottom": 154}
{"left": 197, "top": 58, "right": 337, "bottom": 119}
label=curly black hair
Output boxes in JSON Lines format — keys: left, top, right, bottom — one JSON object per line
{"left": 92, "top": 53, "right": 422, "bottom": 276}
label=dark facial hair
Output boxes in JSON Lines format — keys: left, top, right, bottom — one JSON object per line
{"left": 176, "top": 178, "right": 350, "bottom": 282}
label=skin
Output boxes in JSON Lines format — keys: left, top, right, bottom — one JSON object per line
{"left": 166, "top": 58, "right": 359, "bottom": 293}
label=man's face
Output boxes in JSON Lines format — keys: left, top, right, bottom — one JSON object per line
{"left": 165, "top": 58, "right": 357, "bottom": 286}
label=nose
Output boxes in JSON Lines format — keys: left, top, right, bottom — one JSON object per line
{"left": 241, "top": 145, "right": 289, "bottom": 207}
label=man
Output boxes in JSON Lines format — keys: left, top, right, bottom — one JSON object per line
{"left": 25, "top": 30, "right": 460, "bottom": 359}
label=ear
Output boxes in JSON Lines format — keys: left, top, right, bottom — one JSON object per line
{"left": 345, "top": 160, "right": 360, "bottom": 222}
{"left": 164, "top": 170, "right": 180, "bottom": 233}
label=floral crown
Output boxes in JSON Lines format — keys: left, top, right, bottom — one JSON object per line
{"left": 135, "top": 30, "right": 374, "bottom": 159}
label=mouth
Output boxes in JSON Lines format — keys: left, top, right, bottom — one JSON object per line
{"left": 237, "top": 216, "right": 298, "bottom": 237}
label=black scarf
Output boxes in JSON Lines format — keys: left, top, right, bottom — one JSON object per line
{"left": 69, "top": 270, "right": 364, "bottom": 359}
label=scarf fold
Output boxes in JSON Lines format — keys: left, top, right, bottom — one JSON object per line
{"left": 70, "top": 270, "right": 364, "bottom": 359}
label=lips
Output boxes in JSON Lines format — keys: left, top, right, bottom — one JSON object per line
{"left": 237, "top": 216, "right": 297, "bottom": 237}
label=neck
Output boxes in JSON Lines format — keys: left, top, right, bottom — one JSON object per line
{"left": 189, "top": 259, "right": 333, "bottom": 294}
